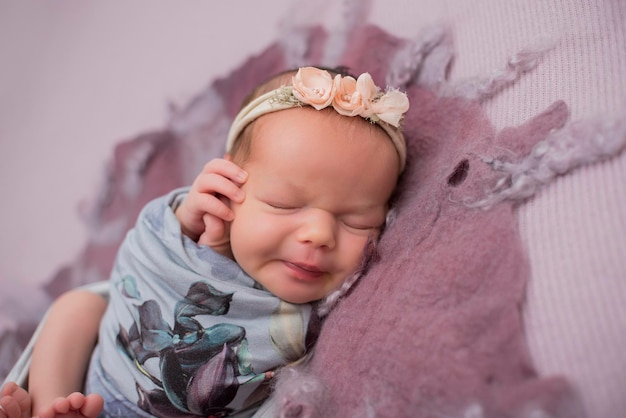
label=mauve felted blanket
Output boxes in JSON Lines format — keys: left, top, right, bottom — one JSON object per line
{"left": 265, "top": 89, "right": 582, "bottom": 418}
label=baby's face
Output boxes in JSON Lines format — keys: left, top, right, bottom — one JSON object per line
{"left": 229, "top": 107, "right": 399, "bottom": 304}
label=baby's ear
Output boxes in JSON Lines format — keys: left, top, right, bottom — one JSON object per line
{"left": 224, "top": 153, "right": 233, "bottom": 161}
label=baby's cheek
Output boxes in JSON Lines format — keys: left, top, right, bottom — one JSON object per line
{"left": 342, "top": 234, "right": 371, "bottom": 270}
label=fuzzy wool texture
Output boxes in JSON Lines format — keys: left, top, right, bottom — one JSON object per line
{"left": 470, "top": 117, "right": 626, "bottom": 208}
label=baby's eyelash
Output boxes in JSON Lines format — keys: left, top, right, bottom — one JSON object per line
{"left": 265, "top": 201, "right": 297, "bottom": 210}
{"left": 342, "top": 220, "right": 382, "bottom": 231}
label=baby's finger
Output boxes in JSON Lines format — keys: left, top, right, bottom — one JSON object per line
{"left": 50, "top": 397, "right": 71, "bottom": 414}
{"left": 0, "top": 396, "right": 19, "bottom": 418}
{"left": 202, "top": 213, "right": 227, "bottom": 241}
{"left": 0, "top": 382, "right": 18, "bottom": 398}
{"left": 193, "top": 172, "right": 245, "bottom": 204}
{"left": 200, "top": 159, "right": 247, "bottom": 186}
{"left": 66, "top": 392, "right": 86, "bottom": 410}
{"left": 191, "top": 191, "right": 235, "bottom": 222}
{"left": 79, "top": 394, "right": 104, "bottom": 418}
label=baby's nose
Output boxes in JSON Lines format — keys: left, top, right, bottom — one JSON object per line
{"left": 297, "top": 210, "right": 336, "bottom": 249}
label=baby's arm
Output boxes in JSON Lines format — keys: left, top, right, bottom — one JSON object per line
{"left": 175, "top": 157, "right": 247, "bottom": 257}
{"left": 27, "top": 290, "right": 107, "bottom": 417}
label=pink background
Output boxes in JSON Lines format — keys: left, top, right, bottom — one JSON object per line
{"left": 0, "top": 1, "right": 296, "bottom": 286}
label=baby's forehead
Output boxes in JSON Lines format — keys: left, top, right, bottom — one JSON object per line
{"left": 245, "top": 108, "right": 398, "bottom": 175}
{"left": 245, "top": 109, "right": 399, "bottom": 191}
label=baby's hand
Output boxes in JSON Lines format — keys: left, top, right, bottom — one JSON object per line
{"left": 175, "top": 158, "right": 247, "bottom": 256}
{"left": 0, "top": 382, "right": 31, "bottom": 418}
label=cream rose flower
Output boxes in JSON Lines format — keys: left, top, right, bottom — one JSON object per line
{"left": 332, "top": 75, "right": 362, "bottom": 116}
{"left": 291, "top": 67, "right": 335, "bottom": 110}
{"left": 370, "top": 89, "right": 410, "bottom": 127}
{"left": 354, "top": 73, "right": 379, "bottom": 118}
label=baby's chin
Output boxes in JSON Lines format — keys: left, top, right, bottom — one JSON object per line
{"left": 266, "top": 285, "right": 327, "bottom": 305}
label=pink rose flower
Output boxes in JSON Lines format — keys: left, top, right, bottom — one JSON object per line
{"left": 370, "top": 89, "right": 410, "bottom": 127}
{"left": 332, "top": 72, "right": 380, "bottom": 118}
{"left": 291, "top": 67, "right": 335, "bottom": 110}
{"left": 354, "top": 73, "right": 379, "bottom": 118}
{"left": 332, "top": 75, "right": 362, "bottom": 116}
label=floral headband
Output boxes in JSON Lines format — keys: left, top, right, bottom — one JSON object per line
{"left": 225, "top": 67, "right": 410, "bottom": 171}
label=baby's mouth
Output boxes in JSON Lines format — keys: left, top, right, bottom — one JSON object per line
{"left": 283, "top": 261, "right": 326, "bottom": 281}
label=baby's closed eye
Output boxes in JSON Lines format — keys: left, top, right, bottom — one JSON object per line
{"left": 263, "top": 200, "right": 300, "bottom": 211}
{"left": 340, "top": 214, "right": 384, "bottom": 232}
